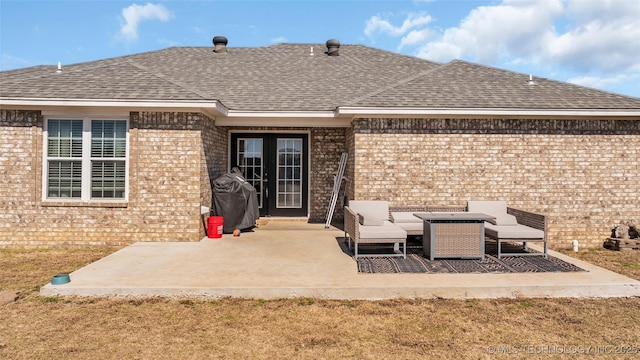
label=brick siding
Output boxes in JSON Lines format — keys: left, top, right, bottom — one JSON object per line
{"left": 0, "top": 110, "right": 220, "bottom": 247}
{"left": 3, "top": 109, "right": 638, "bottom": 249}
{"left": 309, "top": 128, "right": 348, "bottom": 222}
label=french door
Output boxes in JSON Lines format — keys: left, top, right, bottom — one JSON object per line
{"left": 231, "top": 133, "right": 308, "bottom": 217}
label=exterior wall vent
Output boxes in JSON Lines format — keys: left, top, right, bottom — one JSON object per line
{"left": 326, "top": 39, "right": 340, "bottom": 56}
{"left": 213, "top": 36, "right": 228, "bottom": 53}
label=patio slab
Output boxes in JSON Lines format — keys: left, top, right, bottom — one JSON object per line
{"left": 40, "top": 221, "right": 640, "bottom": 300}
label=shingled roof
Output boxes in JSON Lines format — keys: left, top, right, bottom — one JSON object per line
{"left": 2, "top": 42, "right": 640, "bottom": 113}
{"left": 347, "top": 60, "right": 640, "bottom": 110}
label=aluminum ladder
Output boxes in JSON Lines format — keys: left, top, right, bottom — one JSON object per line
{"left": 325, "top": 152, "right": 348, "bottom": 228}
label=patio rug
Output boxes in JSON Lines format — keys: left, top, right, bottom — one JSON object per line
{"left": 340, "top": 239, "right": 586, "bottom": 274}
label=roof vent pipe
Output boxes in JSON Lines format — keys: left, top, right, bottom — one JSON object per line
{"left": 326, "top": 39, "right": 340, "bottom": 56}
{"left": 527, "top": 74, "right": 536, "bottom": 85}
{"left": 213, "top": 36, "right": 228, "bottom": 53}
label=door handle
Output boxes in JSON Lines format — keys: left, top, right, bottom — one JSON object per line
{"left": 263, "top": 165, "right": 268, "bottom": 198}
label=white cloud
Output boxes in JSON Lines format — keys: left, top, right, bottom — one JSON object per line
{"left": 568, "top": 72, "right": 640, "bottom": 91}
{"left": 365, "top": 12, "right": 433, "bottom": 38}
{"left": 566, "top": 0, "right": 640, "bottom": 23}
{"left": 408, "top": 0, "right": 639, "bottom": 75}
{"left": 364, "top": 0, "right": 640, "bottom": 96}
{"left": 547, "top": 0, "right": 640, "bottom": 73}
{"left": 417, "top": 0, "right": 564, "bottom": 64}
{"left": 270, "top": 36, "right": 288, "bottom": 44}
{"left": 398, "top": 28, "right": 433, "bottom": 49}
{"left": 119, "top": 3, "right": 173, "bottom": 42}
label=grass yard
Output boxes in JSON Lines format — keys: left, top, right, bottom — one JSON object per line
{"left": 1, "top": 247, "right": 639, "bottom": 359}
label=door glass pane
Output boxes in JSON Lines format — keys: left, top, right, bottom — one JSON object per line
{"left": 237, "top": 138, "right": 263, "bottom": 208}
{"left": 276, "top": 138, "right": 302, "bottom": 208}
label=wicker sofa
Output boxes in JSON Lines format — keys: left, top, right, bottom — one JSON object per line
{"left": 388, "top": 201, "right": 548, "bottom": 258}
{"left": 345, "top": 200, "right": 547, "bottom": 259}
{"left": 344, "top": 201, "right": 407, "bottom": 259}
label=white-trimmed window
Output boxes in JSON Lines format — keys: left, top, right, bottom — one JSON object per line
{"left": 44, "top": 116, "right": 129, "bottom": 202}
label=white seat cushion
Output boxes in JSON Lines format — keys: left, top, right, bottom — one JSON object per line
{"left": 358, "top": 221, "right": 407, "bottom": 239}
{"left": 393, "top": 221, "right": 423, "bottom": 233}
{"left": 390, "top": 212, "right": 422, "bottom": 223}
{"left": 485, "top": 223, "right": 544, "bottom": 239}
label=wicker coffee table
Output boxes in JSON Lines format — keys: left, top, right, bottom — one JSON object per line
{"left": 413, "top": 212, "right": 496, "bottom": 260}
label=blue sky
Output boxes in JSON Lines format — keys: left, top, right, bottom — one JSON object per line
{"left": 1, "top": 0, "right": 639, "bottom": 98}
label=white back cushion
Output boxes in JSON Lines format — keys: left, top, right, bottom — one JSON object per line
{"left": 467, "top": 200, "right": 507, "bottom": 215}
{"left": 358, "top": 213, "right": 384, "bottom": 226}
{"left": 348, "top": 201, "right": 389, "bottom": 221}
{"left": 467, "top": 200, "right": 518, "bottom": 226}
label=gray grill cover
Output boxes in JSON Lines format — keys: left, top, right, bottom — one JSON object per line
{"left": 211, "top": 168, "right": 259, "bottom": 233}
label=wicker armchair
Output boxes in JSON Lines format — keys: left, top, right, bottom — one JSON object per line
{"left": 493, "top": 207, "right": 548, "bottom": 258}
{"left": 467, "top": 201, "right": 548, "bottom": 258}
{"left": 344, "top": 204, "right": 407, "bottom": 259}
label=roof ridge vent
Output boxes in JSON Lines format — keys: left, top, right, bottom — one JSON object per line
{"left": 213, "top": 36, "right": 228, "bottom": 53}
{"left": 326, "top": 39, "right": 340, "bottom": 56}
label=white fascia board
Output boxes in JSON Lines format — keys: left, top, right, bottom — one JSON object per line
{"left": 42, "top": 109, "right": 130, "bottom": 118}
{"left": 0, "top": 98, "right": 226, "bottom": 116}
{"left": 336, "top": 107, "right": 640, "bottom": 118}
{"left": 0, "top": 98, "right": 352, "bottom": 126}
{"left": 225, "top": 110, "right": 336, "bottom": 118}
{"left": 215, "top": 116, "right": 350, "bottom": 128}
{"left": 215, "top": 110, "right": 351, "bottom": 127}
{"left": 0, "top": 98, "right": 218, "bottom": 107}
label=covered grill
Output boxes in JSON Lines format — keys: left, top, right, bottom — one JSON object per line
{"left": 211, "top": 168, "right": 259, "bottom": 233}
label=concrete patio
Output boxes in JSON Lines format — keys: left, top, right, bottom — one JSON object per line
{"left": 40, "top": 220, "right": 640, "bottom": 300}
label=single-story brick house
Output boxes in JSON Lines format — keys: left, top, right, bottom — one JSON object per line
{"left": 1, "top": 37, "right": 639, "bottom": 248}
